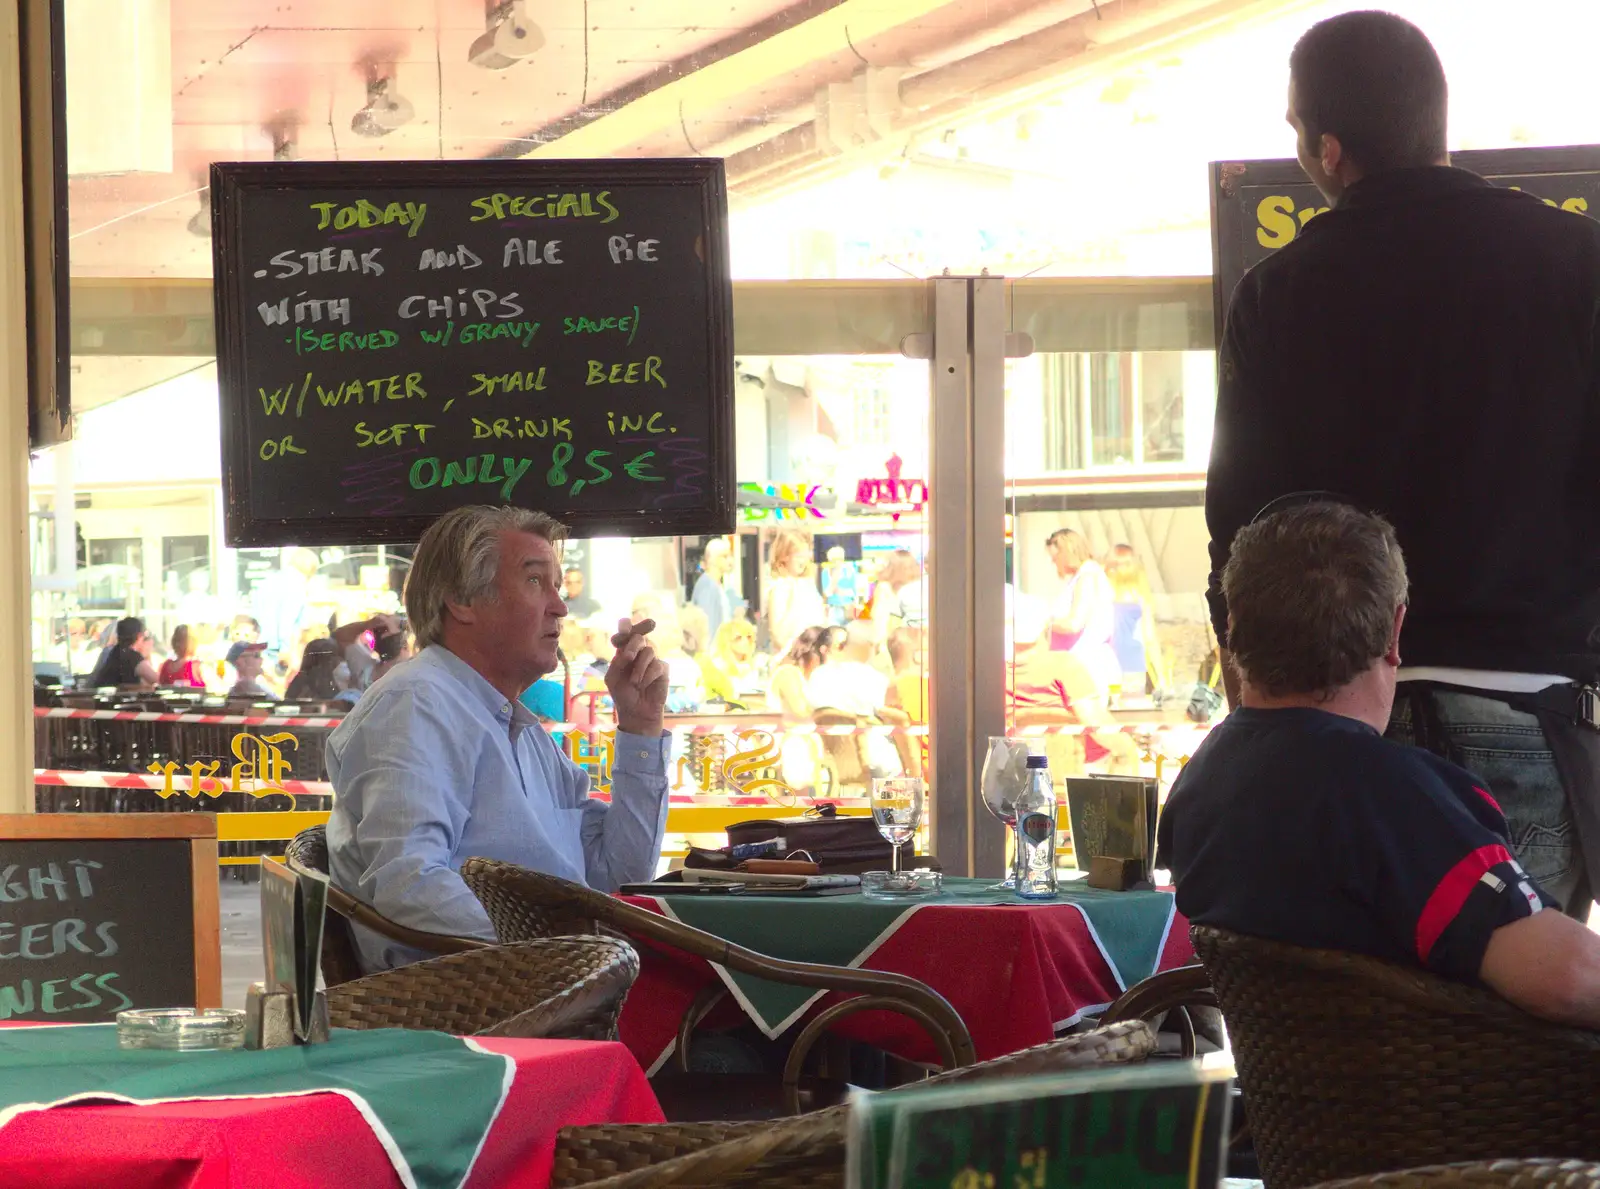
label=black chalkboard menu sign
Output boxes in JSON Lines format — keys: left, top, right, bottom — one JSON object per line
{"left": 211, "top": 159, "right": 735, "bottom": 546}
{"left": 1210, "top": 144, "right": 1600, "bottom": 346}
{"left": 0, "top": 815, "right": 220, "bottom": 1022}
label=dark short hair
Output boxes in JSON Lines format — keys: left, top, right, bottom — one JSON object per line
{"left": 1290, "top": 11, "right": 1447, "bottom": 174}
{"left": 781, "top": 625, "right": 831, "bottom": 668}
{"left": 115, "top": 617, "right": 145, "bottom": 645}
{"left": 1224, "top": 502, "right": 1409, "bottom": 698}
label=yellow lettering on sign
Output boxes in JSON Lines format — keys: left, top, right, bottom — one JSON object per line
{"left": 1255, "top": 195, "right": 1329, "bottom": 249}
{"left": 146, "top": 733, "right": 297, "bottom": 799}
{"left": 186, "top": 760, "right": 223, "bottom": 797}
{"left": 1255, "top": 195, "right": 1298, "bottom": 248}
{"left": 147, "top": 761, "right": 180, "bottom": 799}
{"left": 722, "top": 729, "right": 792, "bottom": 797}
{"left": 230, "top": 731, "right": 298, "bottom": 795}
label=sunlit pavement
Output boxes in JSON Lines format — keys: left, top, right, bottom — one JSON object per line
{"left": 220, "top": 879, "right": 265, "bottom": 1009}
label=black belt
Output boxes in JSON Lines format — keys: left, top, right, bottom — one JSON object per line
{"left": 1398, "top": 679, "right": 1600, "bottom": 732}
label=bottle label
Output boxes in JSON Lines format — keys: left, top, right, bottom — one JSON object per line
{"left": 1019, "top": 812, "right": 1054, "bottom": 844}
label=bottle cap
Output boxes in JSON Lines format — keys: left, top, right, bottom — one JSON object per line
{"left": 1025, "top": 755, "right": 1048, "bottom": 768}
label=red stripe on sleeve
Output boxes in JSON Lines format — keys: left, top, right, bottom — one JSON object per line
{"left": 1473, "top": 786, "right": 1504, "bottom": 815}
{"left": 1416, "top": 844, "right": 1515, "bottom": 964}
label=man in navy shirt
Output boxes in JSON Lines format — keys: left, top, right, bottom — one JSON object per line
{"left": 1160, "top": 501, "right": 1600, "bottom": 1026}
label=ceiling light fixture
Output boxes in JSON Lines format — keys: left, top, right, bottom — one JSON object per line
{"left": 351, "top": 70, "right": 415, "bottom": 138}
{"left": 468, "top": 0, "right": 544, "bottom": 69}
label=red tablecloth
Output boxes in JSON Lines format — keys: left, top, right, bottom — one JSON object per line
{"left": 618, "top": 898, "right": 1195, "bottom": 1072}
{"left": 0, "top": 1035, "right": 663, "bottom": 1189}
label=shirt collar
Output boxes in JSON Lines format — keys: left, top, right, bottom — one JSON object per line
{"left": 1335, "top": 165, "right": 1489, "bottom": 213}
{"left": 418, "top": 645, "right": 541, "bottom": 738}
{"left": 1231, "top": 705, "right": 1380, "bottom": 736}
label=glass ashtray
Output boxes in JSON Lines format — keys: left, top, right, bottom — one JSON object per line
{"left": 117, "top": 1008, "right": 247, "bottom": 1051}
{"left": 862, "top": 869, "right": 943, "bottom": 900}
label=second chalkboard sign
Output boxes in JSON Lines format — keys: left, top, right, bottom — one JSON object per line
{"left": 211, "top": 159, "right": 734, "bottom": 546}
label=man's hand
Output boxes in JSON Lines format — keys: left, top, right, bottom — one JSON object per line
{"left": 606, "top": 617, "right": 668, "bottom": 736}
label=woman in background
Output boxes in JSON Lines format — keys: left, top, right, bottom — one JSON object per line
{"left": 1045, "top": 528, "right": 1119, "bottom": 695}
{"left": 157, "top": 625, "right": 205, "bottom": 688}
{"left": 867, "top": 549, "right": 921, "bottom": 630}
{"left": 767, "top": 625, "right": 836, "bottom": 791}
{"left": 679, "top": 603, "right": 711, "bottom": 660}
{"left": 762, "top": 531, "right": 825, "bottom": 657}
{"left": 700, "top": 620, "right": 759, "bottom": 706}
{"left": 1105, "top": 543, "right": 1168, "bottom": 695}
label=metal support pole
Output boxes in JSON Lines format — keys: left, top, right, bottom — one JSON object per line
{"left": 924, "top": 277, "right": 975, "bottom": 874}
{"left": 969, "top": 277, "right": 1009, "bottom": 878}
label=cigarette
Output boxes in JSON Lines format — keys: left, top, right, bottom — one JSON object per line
{"left": 612, "top": 619, "right": 655, "bottom": 648}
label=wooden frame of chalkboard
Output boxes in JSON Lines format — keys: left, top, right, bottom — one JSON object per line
{"left": 211, "top": 158, "right": 735, "bottom": 545}
{"left": 1210, "top": 144, "right": 1600, "bottom": 347}
{"left": 0, "top": 814, "right": 221, "bottom": 1017}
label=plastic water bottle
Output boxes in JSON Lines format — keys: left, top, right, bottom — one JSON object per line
{"left": 1014, "top": 755, "right": 1058, "bottom": 900}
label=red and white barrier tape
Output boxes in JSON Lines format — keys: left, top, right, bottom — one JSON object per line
{"left": 30, "top": 768, "right": 871, "bottom": 808}
{"left": 33, "top": 769, "right": 335, "bottom": 795}
{"left": 34, "top": 708, "right": 342, "bottom": 727}
{"left": 33, "top": 707, "right": 1201, "bottom": 738}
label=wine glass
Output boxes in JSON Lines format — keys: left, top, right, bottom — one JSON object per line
{"left": 871, "top": 777, "right": 924, "bottom": 884}
{"left": 981, "top": 736, "right": 1033, "bottom": 889}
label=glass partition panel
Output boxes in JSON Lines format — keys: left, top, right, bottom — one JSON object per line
{"left": 1001, "top": 278, "right": 1222, "bottom": 877}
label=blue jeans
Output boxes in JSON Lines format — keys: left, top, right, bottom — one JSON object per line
{"left": 1388, "top": 686, "right": 1588, "bottom": 914}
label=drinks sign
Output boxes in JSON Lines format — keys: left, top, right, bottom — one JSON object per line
{"left": 848, "top": 1062, "right": 1232, "bottom": 1189}
{"left": 1210, "top": 145, "right": 1600, "bottom": 345}
{"left": 210, "top": 159, "right": 735, "bottom": 545}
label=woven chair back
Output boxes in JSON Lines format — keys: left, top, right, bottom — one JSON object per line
{"left": 1192, "top": 925, "right": 1600, "bottom": 1188}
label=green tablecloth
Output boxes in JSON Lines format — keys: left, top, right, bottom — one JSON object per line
{"left": 0, "top": 1025, "right": 513, "bottom": 1189}
{"left": 652, "top": 877, "right": 1176, "bottom": 1034}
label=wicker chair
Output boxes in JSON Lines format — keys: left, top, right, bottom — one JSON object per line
{"left": 1308, "top": 1161, "right": 1600, "bottom": 1189}
{"left": 459, "top": 858, "right": 977, "bottom": 1114}
{"left": 326, "top": 936, "right": 639, "bottom": 1039}
{"left": 285, "top": 825, "right": 488, "bottom": 986}
{"left": 1101, "top": 963, "right": 1217, "bottom": 1058}
{"left": 1192, "top": 925, "right": 1600, "bottom": 1189}
{"left": 550, "top": 1019, "right": 1157, "bottom": 1189}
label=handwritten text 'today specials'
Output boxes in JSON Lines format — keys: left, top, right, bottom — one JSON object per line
{"left": 254, "top": 190, "right": 657, "bottom": 329}
{"left": 0, "top": 859, "right": 131, "bottom": 1019}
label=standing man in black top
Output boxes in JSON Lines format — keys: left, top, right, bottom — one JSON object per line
{"left": 1206, "top": 10, "right": 1600, "bottom": 917}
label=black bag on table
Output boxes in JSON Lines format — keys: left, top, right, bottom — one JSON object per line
{"left": 719, "top": 805, "right": 923, "bottom": 875}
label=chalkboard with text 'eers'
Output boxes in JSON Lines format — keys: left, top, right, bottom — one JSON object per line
{"left": 0, "top": 815, "right": 221, "bottom": 1023}
{"left": 212, "top": 159, "right": 735, "bottom": 545}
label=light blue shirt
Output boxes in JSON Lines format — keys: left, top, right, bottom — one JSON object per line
{"left": 326, "top": 645, "right": 670, "bottom": 971}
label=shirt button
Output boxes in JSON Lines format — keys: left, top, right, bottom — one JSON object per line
{"left": 638, "top": 750, "right": 649, "bottom": 759}
{"left": 501, "top": 703, "right": 511, "bottom": 714}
